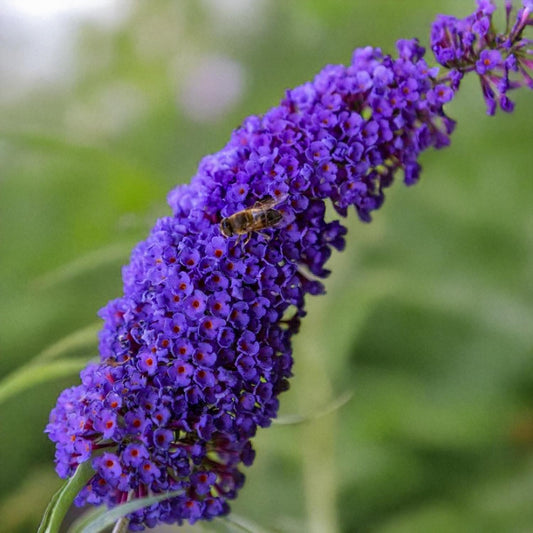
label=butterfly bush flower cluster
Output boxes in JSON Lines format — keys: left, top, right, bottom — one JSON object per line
{"left": 46, "top": 1, "right": 531, "bottom": 530}
{"left": 432, "top": 0, "right": 533, "bottom": 114}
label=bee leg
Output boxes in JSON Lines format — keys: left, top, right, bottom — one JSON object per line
{"left": 257, "top": 232, "right": 271, "bottom": 244}
{"left": 243, "top": 233, "right": 251, "bottom": 246}
{"left": 227, "top": 235, "right": 239, "bottom": 252}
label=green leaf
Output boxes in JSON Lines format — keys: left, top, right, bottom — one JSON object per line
{"left": 68, "top": 490, "right": 185, "bottom": 533}
{"left": 37, "top": 461, "right": 94, "bottom": 533}
{"left": 65, "top": 507, "right": 107, "bottom": 533}
{"left": 32, "top": 243, "right": 134, "bottom": 291}
{"left": 0, "top": 130, "right": 164, "bottom": 185}
{"left": 219, "top": 514, "right": 275, "bottom": 533}
{"left": 0, "top": 323, "right": 100, "bottom": 405}
{"left": 35, "top": 323, "right": 101, "bottom": 364}
{"left": 0, "top": 357, "right": 90, "bottom": 407}
{"left": 274, "top": 389, "right": 353, "bottom": 426}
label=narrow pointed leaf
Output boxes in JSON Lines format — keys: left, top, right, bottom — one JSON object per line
{"left": 0, "top": 323, "right": 101, "bottom": 405}
{"left": 32, "top": 243, "right": 134, "bottom": 290}
{"left": 66, "top": 507, "right": 106, "bottom": 533}
{"left": 0, "top": 130, "right": 163, "bottom": 184}
{"left": 220, "top": 514, "right": 274, "bottom": 533}
{"left": 0, "top": 358, "right": 91, "bottom": 406}
{"left": 37, "top": 461, "right": 94, "bottom": 533}
{"left": 274, "top": 389, "right": 353, "bottom": 426}
{"left": 70, "top": 490, "right": 185, "bottom": 533}
{"left": 35, "top": 323, "right": 101, "bottom": 364}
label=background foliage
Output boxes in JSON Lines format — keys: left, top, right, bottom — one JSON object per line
{"left": 1, "top": 0, "right": 532, "bottom": 531}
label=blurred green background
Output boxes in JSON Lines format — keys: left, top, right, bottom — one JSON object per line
{"left": 1, "top": 0, "right": 532, "bottom": 532}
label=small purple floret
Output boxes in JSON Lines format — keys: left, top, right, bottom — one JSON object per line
{"left": 476, "top": 50, "right": 503, "bottom": 75}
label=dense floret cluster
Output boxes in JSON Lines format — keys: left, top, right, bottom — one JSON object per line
{"left": 47, "top": 39, "right": 454, "bottom": 529}
{"left": 431, "top": 0, "right": 533, "bottom": 114}
{"left": 46, "top": 1, "right": 531, "bottom": 530}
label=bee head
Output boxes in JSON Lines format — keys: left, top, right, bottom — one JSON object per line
{"left": 219, "top": 219, "right": 233, "bottom": 237}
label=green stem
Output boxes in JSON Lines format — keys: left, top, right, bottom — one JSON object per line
{"left": 296, "top": 322, "right": 339, "bottom": 533}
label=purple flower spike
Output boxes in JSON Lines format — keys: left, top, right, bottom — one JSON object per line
{"left": 431, "top": 0, "right": 533, "bottom": 114}
{"left": 46, "top": 1, "right": 531, "bottom": 530}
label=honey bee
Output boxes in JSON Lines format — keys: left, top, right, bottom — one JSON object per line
{"left": 219, "top": 195, "right": 286, "bottom": 244}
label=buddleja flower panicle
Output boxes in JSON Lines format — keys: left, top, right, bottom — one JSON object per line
{"left": 46, "top": 2, "right": 531, "bottom": 530}
{"left": 431, "top": 0, "right": 533, "bottom": 114}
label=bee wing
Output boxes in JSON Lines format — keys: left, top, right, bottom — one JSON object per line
{"left": 253, "top": 194, "right": 288, "bottom": 210}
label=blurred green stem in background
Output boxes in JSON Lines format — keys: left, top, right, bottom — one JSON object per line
{"left": 298, "top": 314, "right": 340, "bottom": 533}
